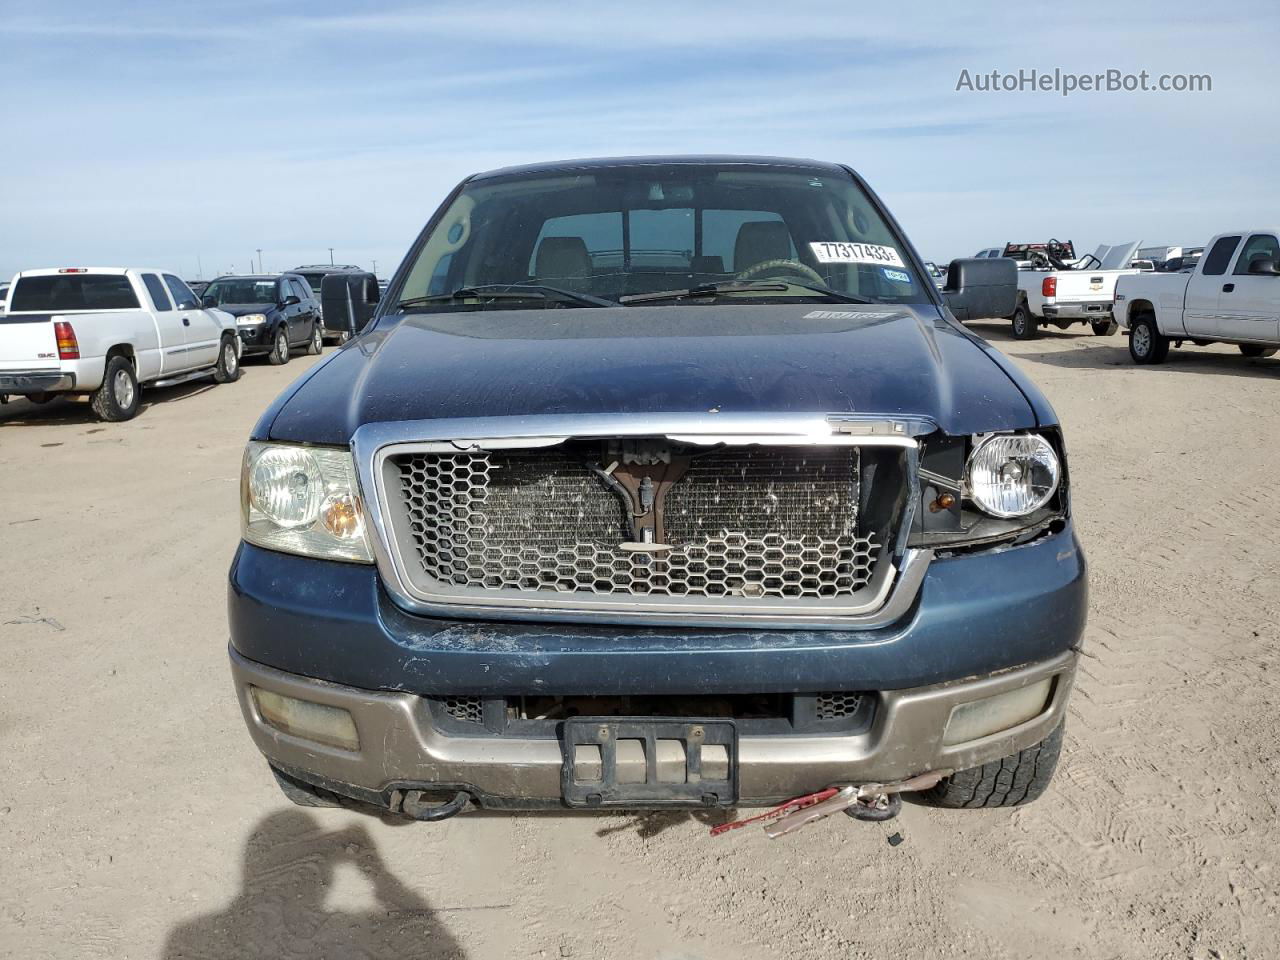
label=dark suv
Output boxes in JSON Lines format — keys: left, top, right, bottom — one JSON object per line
{"left": 229, "top": 157, "right": 1085, "bottom": 825}
{"left": 201, "top": 273, "right": 322, "bottom": 364}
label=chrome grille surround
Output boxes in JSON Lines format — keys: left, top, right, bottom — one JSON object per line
{"left": 354, "top": 413, "right": 931, "bottom": 628}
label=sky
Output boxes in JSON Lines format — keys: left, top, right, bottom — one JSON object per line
{"left": 1, "top": 0, "right": 1276, "bottom": 281}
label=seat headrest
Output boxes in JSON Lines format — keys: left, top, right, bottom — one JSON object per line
{"left": 734, "top": 221, "right": 792, "bottom": 272}
{"left": 535, "top": 236, "right": 592, "bottom": 287}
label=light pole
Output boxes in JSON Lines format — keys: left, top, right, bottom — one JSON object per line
{"left": 372, "top": 259, "right": 378, "bottom": 276}
{"left": 256, "top": 249, "right": 262, "bottom": 273}
{"left": 328, "top": 248, "right": 334, "bottom": 265}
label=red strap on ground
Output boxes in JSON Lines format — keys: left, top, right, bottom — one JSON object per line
{"left": 709, "top": 787, "right": 841, "bottom": 837}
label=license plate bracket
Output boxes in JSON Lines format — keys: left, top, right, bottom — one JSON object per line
{"left": 560, "top": 717, "right": 738, "bottom": 808}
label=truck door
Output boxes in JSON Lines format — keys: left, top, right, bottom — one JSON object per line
{"left": 1219, "top": 233, "right": 1280, "bottom": 344}
{"left": 164, "top": 275, "right": 219, "bottom": 368}
{"left": 1184, "top": 235, "right": 1240, "bottom": 337}
{"left": 139, "top": 272, "right": 180, "bottom": 378}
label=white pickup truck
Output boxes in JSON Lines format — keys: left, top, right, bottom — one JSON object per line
{"left": 1005, "top": 241, "right": 1140, "bottom": 339}
{"left": 1113, "top": 230, "right": 1280, "bottom": 364}
{"left": 0, "top": 267, "right": 242, "bottom": 420}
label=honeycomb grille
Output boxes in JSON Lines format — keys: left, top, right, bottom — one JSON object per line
{"left": 389, "top": 446, "right": 879, "bottom": 602}
{"left": 440, "top": 696, "right": 483, "bottom": 724}
{"left": 815, "top": 692, "right": 865, "bottom": 720}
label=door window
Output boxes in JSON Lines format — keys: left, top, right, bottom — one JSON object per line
{"left": 143, "top": 274, "right": 173, "bottom": 311}
{"left": 1232, "top": 234, "right": 1280, "bottom": 275}
{"left": 163, "top": 275, "right": 199, "bottom": 309}
{"left": 1200, "top": 236, "right": 1242, "bottom": 276}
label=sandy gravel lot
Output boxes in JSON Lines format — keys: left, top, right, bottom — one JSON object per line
{"left": 2, "top": 326, "right": 1278, "bottom": 960}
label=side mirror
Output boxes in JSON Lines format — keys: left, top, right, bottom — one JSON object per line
{"left": 1247, "top": 257, "right": 1280, "bottom": 276}
{"left": 282, "top": 294, "right": 301, "bottom": 307}
{"left": 201, "top": 295, "right": 216, "bottom": 308}
{"left": 942, "top": 257, "right": 1017, "bottom": 321}
{"left": 321, "top": 274, "right": 379, "bottom": 336}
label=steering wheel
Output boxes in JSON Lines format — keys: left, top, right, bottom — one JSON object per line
{"left": 734, "top": 258, "right": 826, "bottom": 285}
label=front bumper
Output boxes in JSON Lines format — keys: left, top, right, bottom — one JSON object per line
{"left": 228, "top": 522, "right": 1087, "bottom": 808}
{"left": 1042, "top": 301, "right": 1113, "bottom": 321}
{"left": 0, "top": 369, "right": 76, "bottom": 394}
{"left": 231, "top": 644, "right": 1077, "bottom": 808}
{"left": 237, "top": 325, "right": 272, "bottom": 353}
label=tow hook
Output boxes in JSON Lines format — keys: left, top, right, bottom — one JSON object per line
{"left": 710, "top": 771, "right": 948, "bottom": 840}
{"left": 391, "top": 789, "right": 469, "bottom": 822}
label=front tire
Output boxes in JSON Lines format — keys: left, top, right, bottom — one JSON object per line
{"left": 1239, "top": 344, "right": 1277, "bottom": 359}
{"left": 90, "top": 355, "right": 140, "bottom": 421}
{"left": 306, "top": 322, "right": 323, "bottom": 356}
{"left": 1129, "top": 313, "right": 1169, "bottom": 364}
{"left": 213, "top": 336, "right": 241, "bottom": 383}
{"left": 267, "top": 326, "right": 290, "bottom": 365}
{"left": 1011, "top": 302, "right": 1039, "bottom": 340}
{"left": 919, "top": 723, "right": 1064, "bottom": 809}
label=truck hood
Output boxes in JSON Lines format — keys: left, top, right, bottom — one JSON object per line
{"left": 263, "top": 304, "right": 1041, "bottom": 444}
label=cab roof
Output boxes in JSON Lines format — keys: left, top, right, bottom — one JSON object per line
{"left": 469, "top": 155, "right": 853, "bottom": 182}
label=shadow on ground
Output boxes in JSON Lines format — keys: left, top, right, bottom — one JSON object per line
{"left": 162, "top": 810, "right": 466, "bottom": 960}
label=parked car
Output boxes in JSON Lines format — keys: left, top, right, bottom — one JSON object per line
{"left": 972, "top": 247, "right": 1004, "bottom": 259}
{"left": 290, "top": 264, "right": 373, "bottom": 342}
{"left": 200, "top": 273, "right": 322, "bottom": 364}
{"left": 1005, "top": 240, "right": 1139, "bottom": 339}
{"left": 1128, "top": 259, "right": 1157, "bottom": 271}
{"left": 228, "top": 156, "right": 1084, "bottom": 824}
{"left": 0, "top": 267, "right": 241, "bottom": 420}
{"left": 1114, "top": 229, "right": 1280, "bottom": 364}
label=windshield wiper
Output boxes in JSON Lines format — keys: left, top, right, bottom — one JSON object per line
{"left": 398, "top": 284, "right": 617, "bottom": 310}
{"left": 619, "top": 280, "right": 873, "bottom": 305}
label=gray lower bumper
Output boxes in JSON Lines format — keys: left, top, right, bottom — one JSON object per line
{"left": 0, "top": 370, "right": 75, "bottom": 393}
{"left": 1043, "top": 302, "right": 1112, "bottom": 320}
{"left": 230, "top": 646, "right": 1078, "bottom": 808}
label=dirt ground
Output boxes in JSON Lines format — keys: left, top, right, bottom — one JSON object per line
{"left": 2, "top": 325, "right": 1278, "bottom": 960}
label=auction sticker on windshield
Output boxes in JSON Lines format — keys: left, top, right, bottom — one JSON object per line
{"left": 809, "top": 242, "right": 905, "bottom": 267}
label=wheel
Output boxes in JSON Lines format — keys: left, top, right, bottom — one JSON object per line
{"left": 267, "top": 326, "right": 290, "bottom": 365}
{"left": 90, "top": 355, "right": 140, "bottom": 421}
{"left": 1239, "top": 344, "right": 1277, "bottom": 358}
{"left": 1129, "top": 313, "right": 1169, "bottom": 364}
{"left": 1090, "top": 320, "right": 1114, "bottom": 336}
{"left": 213, "top": 336, "right": 240, "bottom": 383}
{"left": 306, "top": 322, "right": 323, "bottom": 356}
{"left": 1011, "top": 302, "right": 1039, "bottom": 340}
{"left": 919, "top": 723, "right": 1064, "bottom": 809}
{"left": 269, "top": 764, "right": 342, "bottom": 808}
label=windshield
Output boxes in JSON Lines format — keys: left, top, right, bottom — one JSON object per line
{"left": 203, "top": 278, "right": 279, "bottom": 306}
{"left": 395, "top": 163, "right": 927, "bottom": 310}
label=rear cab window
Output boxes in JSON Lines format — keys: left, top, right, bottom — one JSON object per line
{"left": 142, "top": 274, "right": 173, "bottom": 311}
{"left": 7, "top": 273, "right": 141, "bottom": 313}
{"left": 1200, "top": 236, "right": 1242, "bottom": 276}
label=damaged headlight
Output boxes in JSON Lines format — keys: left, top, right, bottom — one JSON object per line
{"left": 966, "top": 434, "right": 1060, "bottom": 519}
{"left": 241, "top": 442, "right": 373, "bottom": 563}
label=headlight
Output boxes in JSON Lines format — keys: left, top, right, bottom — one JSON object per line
{"left": 966, "top": 434, "right": 1060, "bottom": 518}
{"left": 237, "top": 313, "right": 266, "bottom": 326}
{"left": 241, "top": 442, "right": 373, "bottom": 562}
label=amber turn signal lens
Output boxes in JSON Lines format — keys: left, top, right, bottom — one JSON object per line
{"left": 321, "top": 493, "right": 363, "bottom": 539}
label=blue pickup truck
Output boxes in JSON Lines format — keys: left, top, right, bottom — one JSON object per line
{"left": 228, "top": 156, "right": 1086, "bottom": 823}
